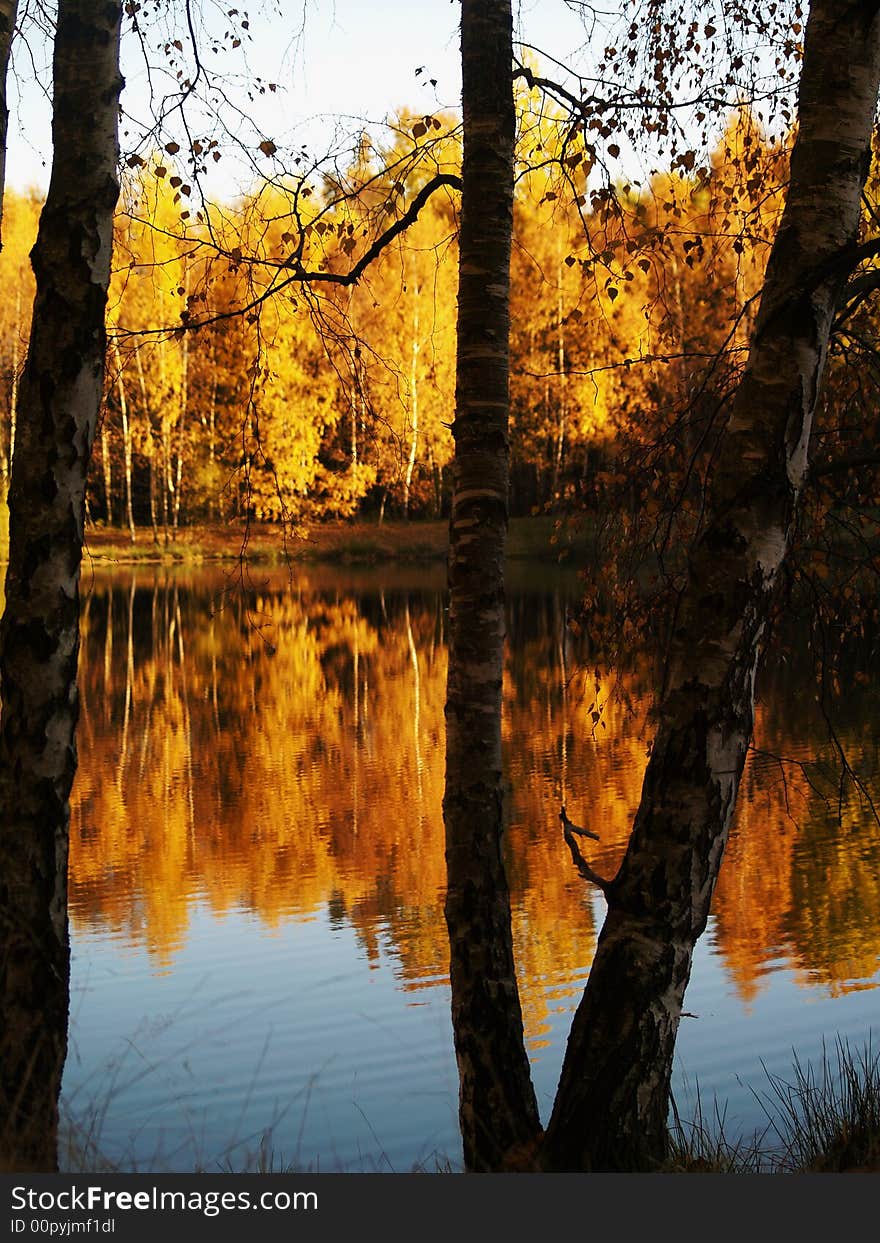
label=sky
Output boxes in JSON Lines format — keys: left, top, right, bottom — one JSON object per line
{"left": 5, "top": 0, "right": 597, "bottom": 197}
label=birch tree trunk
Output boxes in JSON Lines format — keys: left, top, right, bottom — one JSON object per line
{"left": 101, "top": 421, "right": 113, "bottom": 525}
{"left": 2, "top": 287, "right": 21, "bottom": 507}
{"left": 173, "top": 270, "right": 189, "bottom": 533}
{"left": 550, "top": 272, "right": 566, "bottom": 500}
{"left": 443, "top": 0, "right": 541, "bottom": 1173}
{"left": 403, "top": 289, "right": 420, "bottom": 519}
{"left": 0, "top": 0, "right": 122, "bottom": 1172}
{"left": 0, "top": 0, "right": 18, "bottom": 248}
{"left": 0, "top": 0, "right": 18, "bottom": 521}
{"left": 541, "top": 0, "right": 880, "bottom": 1171}
{"left": 112, "top": 337, "right": 136, "bottom": 542}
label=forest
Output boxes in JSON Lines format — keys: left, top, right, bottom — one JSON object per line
{"left": 0, "top": 104, "right": 789, "bottom": 534}
{"left": 1, "top": 0, "right": 880, "bottom": 1189}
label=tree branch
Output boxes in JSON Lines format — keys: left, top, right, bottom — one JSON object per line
{"left": 833, "top": 265, "right": 880, "bottom": 329}
{"left": 115, "top": 172, "right": 463, "bottom": 341}
{"left": 809, "top": 450, "right": 880, "bottom": 480}
{"left": 294, "top": 173, "right": 462, "bottom": 286}
{"left": 559, "top": 806, "right": 611, "bottom": 894}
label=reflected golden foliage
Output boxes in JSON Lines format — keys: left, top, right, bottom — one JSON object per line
{"left": 710, "top": 724, "right": 804, "bottom": 1006}
{"left": 70, "top": 573, "right": 880, "bottom": 1035}
{"left": 70, "top": 572, "right": 453, "bottom": 980}
{"left": 712, "top": 669, "right": 880, "bottom": 1001}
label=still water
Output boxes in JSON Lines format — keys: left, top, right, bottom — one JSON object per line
{"left": 63, "top": 561, "right": 880, "bottom": 1171}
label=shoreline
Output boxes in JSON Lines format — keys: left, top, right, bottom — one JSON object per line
{"left": 72, "top": 515, "right": 590, "bottom": 568}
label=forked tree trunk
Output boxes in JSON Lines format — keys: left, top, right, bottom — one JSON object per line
{"left": 443, "top": 0, "right": 541, "bottom": 1173}
{"left": 0, "top": 0, "right": 122, "bottom": 1172}
{"left": 541, "top": 0, "right": 880, "bottom": 1171}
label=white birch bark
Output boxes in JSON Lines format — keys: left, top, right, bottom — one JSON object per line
{"left": 443, "top": 0, "right": 542, "bottom": 1173}
{"left": 0, "top": 0, "right": 122, "bottom": 1172}
{"left": 543, "top": 0, "right": 880, "bottom": 1171}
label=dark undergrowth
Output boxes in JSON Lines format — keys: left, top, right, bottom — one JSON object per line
{"left": 667, "top": 1037, "right": 880, "bottom": 1173}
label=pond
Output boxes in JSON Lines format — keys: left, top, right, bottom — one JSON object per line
{"left": 62, "top": 559, "right": 880, "bottom": 1171}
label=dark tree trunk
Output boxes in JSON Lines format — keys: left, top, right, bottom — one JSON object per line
{"left": 443, "top": 0, "right": 542, "bottom": 1173}
{"left": 0, "top": 0, "right": 122, "bottom": 1172}
{"left": 541, "top": 0, "right": 880, "bottom": 1171}
{"left": 0, "top": 0, "right": 18, "bottom": 248}
{"left": 0, "top": 0, "right": 19, "bottom": 517}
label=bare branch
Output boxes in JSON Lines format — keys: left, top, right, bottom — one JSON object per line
{"left": 559, "top": 806, "right": 611, "bottom": 894}
{"left": 809, "top": 450, "right": 880, "bottom": 481}
{"left": 559, "top": 804, "right": 599, "bottom": 840}
{"left": 115, "top": 171, "right": 463, "bottom": 341}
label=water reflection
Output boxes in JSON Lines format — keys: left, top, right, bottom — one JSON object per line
{"left": 71, "top": 566, "right": 880, "bottom": 1011}
{"left": 712, "top": 644, "right": 880, "bottom": 1001}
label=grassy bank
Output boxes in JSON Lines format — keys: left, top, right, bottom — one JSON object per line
{"left": 667, "top": 1038, "right": 880, "bottom": 1173}
{"left": 56, "top": 1038, "right": 880, "bottom": 1174}
{"left": 75, "top": 514, "right": 591, "bottom": 567}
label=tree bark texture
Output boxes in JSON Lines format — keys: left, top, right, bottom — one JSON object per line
{"left": 542, "top": 0, "right": 880, "bottom": 1171}
{"left": 0, "top": 0, "right": 122, "bottom": 1172}
{"left": 0, "top": 0, "right": 18, "bottom": 248}
{"left": 443, "top": 0, "right": 542, "bottom": 1173}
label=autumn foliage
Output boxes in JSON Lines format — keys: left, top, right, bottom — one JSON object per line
{"left": 0, "top": 102, "right": 808, "bottom": 538}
